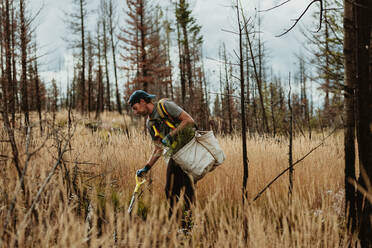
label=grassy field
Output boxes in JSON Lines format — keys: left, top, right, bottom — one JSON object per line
{"left": 0, "top": 111, "right": 350, "bottom": 247}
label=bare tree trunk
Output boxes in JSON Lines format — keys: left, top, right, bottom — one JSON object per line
{"left": 95, "top": 67, "right": 103, "bottom": 120}
{"left": 87, "top": 33, "right": 93, "bottom": 114}
{"left": 343, "top": 0, "right": 357, "bottom": 236}
{"left": 165, "top": 20, "right": 174, "bottom": 100}
{"left": 246, "top": 28, "right": 270, "bottom": 134}
{"left": 323, "top": 5, "right": 330, "bottom": 120}
{"left": 222, "top": 44, "right": 233, "bottom": 134}
{"left": 354, "top": 1, "right": 372, "bottom": 245}
{"left": 176, "top": 21, "right": 186, "bottom": 106}
{"left": 0, "top": 10, "right": 4, "bottom": 75}
{"left": 288, "top": 74, "right": 293, "bottom": 199}
{"left": 79, "top": 0, "right": 86, "bottom": 114}
{"left": 2, "top": 0, "right": 22, "bottom": 188}
{"left": 236, "top": 3, "right": 249, "bottom": 203}
{"left": 34, "top": 60, "right": 43, "bottom": 134}
{"left": 20, "top": 0, "right": 30, "bottom": 127}
{"left": 102, "top": 10, "right": 111, "bottom": 112}
{"left": 252, "top": 90, "right": 259, "bottom": 134}
{"left": 243, "top": 27, "right": 251, "bottom": 133}
{"left": 201, "top": 57, "right": 210, "bottom": 129}
{"left": 108, "top": 0, "right": 122, "bottom": 114}
{"left": 270, "top": 83, "right": 277, "bottom": 137}
{"left": 95, "top": 22, "right": 104, "bottom": 119}
{"left": 139, "top": 0, "right": 148, "bottom": 91}
{"left": 179, "top": 0, "right": 194, "bottom": 103}
{"left": 10, "top": 5, "right": 17, "bottom": 128}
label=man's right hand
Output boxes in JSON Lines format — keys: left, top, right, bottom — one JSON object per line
{"left": 161, "top": 134, "right": 173, "bottom": 147}
{"left": 136, "top": 164, "right": 151, "bottom": 177}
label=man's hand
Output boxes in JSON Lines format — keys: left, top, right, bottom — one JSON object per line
{"left": 136, "top": 164, "right": 151, "bottom": 177}
{"left": 161, "top": 134, "right": 174, "bottom": 147}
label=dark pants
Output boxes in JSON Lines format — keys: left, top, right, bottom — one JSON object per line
{"left": 165, "top": 158, "right": 195, "bottom": 228}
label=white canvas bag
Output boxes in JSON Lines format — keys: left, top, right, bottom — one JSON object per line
{"left": 171, "top": 131, "right": 225, "bottom": 181}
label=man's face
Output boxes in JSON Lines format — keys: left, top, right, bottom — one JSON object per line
{"left": 131, "top": 99, "right": 148, "bottom": 116}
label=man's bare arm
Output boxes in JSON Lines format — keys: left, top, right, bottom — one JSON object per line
{"left": 169, "top": 111, "right": 195, "bottom": 137}
{"left": 146, "top": 140, "right": 163, "bottom": 168}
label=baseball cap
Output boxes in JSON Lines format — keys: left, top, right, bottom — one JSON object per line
{"left": 128, "top": 90, "right": 156, "bottom": 106}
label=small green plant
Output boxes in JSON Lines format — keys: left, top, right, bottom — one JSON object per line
{"left": 111, "top": 191, "right": 120, "bottom": 210}
{"left": 136, "top": 200, "right": 149, "bottom": 220}
{"left": 164, "top": 125, "right": 195, "bottom": 158}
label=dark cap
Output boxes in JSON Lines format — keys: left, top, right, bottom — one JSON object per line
{"left": 128, "top": 90, "right": 156, "bottom": 106}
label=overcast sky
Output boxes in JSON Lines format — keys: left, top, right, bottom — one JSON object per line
{"left": 30, "top": 0, "right": 319, "bottom": 97}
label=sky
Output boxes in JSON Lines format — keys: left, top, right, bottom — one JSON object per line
{"left": 29, "top": 0, "right": 320, "bottom": 98}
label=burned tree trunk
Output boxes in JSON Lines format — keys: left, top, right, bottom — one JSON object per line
{"left": 176, "top": 22, "right": 186, "bottom": 106}
{"left": 10, "top": 5, "right": 17, "bottom": 128}
{"left": 102, "top": 5, "right": 111, "bottom": 112}
{"left": 20, "top": 0, "right": 30, "bottom": 126}
{"left": 354, "top": 0, "right": 372, "bottom": 245}
{"left": 288, "top": 74, "right": 293, "bottom": 198}
{"left": 1, "top": 0, "right": 22, "bottom": 187}
{"left": 34, "top": 60, "right": 43, "bottom": 133}
{"left": 107, "top": 0, "right": 122, "bottom": 114}
{"left": 246, "top": 26, "right": 270, "bottom": 134}
{"left": 343, "top": 0, "right": 357, "bottom": 234}
{"left": 79, "top": 0, "right": 86, "bottom": 114}
{"left": 236, "top": 3, "right": 249, "bottom": 202}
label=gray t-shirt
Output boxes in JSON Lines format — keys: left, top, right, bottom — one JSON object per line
{"left": 146, "top": 100, "right": 183, "bottom": 141}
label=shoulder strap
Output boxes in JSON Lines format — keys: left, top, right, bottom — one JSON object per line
{"left": 157, "top": 98, "right": 168, "bottom": 119}
{"left": 157, "top": 99, "right": 176, "bottom": 130}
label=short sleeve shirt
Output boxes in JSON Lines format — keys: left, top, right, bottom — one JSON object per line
{"left": 146, "top": 100, "right": 184, "bottom": 141}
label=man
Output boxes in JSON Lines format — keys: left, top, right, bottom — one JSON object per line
{"left": 128, "top": 90, "right": 196, "bottom": 228}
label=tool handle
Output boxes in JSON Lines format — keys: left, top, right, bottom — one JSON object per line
{"left": 134, "top": 175, "right": 146, "bottom": 193}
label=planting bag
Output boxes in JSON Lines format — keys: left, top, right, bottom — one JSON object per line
{"left": 172, "top": 130, "right": 225, "bottom": 181}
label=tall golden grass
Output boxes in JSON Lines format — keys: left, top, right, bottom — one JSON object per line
{"left": 0, "top": 111, "right": 350, "bottom": 247}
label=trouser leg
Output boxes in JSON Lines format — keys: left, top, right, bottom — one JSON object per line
{"left": 165, "top": 159, "right": 195, "bottom": 225}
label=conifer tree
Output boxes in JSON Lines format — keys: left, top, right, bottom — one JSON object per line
{"left": 175, "top": 0, "right": 203, "bottom": 110}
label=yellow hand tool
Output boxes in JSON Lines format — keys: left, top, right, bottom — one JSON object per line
{"left": 127, "top": 175, "right": 146, "bottom": 215}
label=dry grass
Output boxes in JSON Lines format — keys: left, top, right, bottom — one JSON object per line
{"left": 0, "top": 111, "right": 350, "bottom": 247}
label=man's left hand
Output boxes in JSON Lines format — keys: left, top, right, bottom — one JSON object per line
{"left": 161, "top": 134, "right": 173, "bottom": 147}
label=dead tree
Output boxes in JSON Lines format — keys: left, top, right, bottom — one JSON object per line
{"left": 32, "top": 57, "right": 43, "bottom": 133}
{"left": 95, "top": 21, "right": 104, "bottom": 119}
{"left": 343, "top": 0, "right": 356, "bottom": 235}
{"left": 1, "top": 0, "right": 22, "bottom": 184}
{"left": 10, "top": 3, "right": 17, "bottom": 128}
{"left": 236, "top": 2, "right": 249, "bottom": 203}
{"left": 87, "top": 33, "right": 94, "bottom": 114}
{"left": 107, "top": 0, "right": 122, "bottom": 114}
{"left": 65, "top": 0, "right": 88, "bottom": 113}
{"left": 222, "top": 43, "right": 233, "bottom": 134}
{"left": 246, "top": 30, "right": 269, "bottom": 134}
{"left": 19, "top": 0, "right": 30, "bottom": 126}
{"left": 101, "top": 0, "right": 111, "bottom": 111}
{"left": 353, "top": 0, "right": 372, "bottom": 245}
{"left": 288, "top": 73, "right": 293, "bottom": 198}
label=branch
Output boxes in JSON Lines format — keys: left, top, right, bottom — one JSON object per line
{"left": 60, "top": 160, "right": 100, "bottom": 166}
{"left": 221, "top": 28, "right": 259, "bottom": 36}
{"left": 206, "top": 56, "right": 243, "bottom": 66}
{"left": 259, "top": 0, "right": 291, "bottom": 12}
{"left": 252, "top": 125, "right": 339, "bottom": 202}
{"left": 19, "top": 126, "right": 76, "bottom": 228}
{"left": 276, "top": 0, "right": 322, "bottom": 37}
{"left": 2, "top": 127, "right": 32, "bottom": 234}
{"left": 206, "top": 54, "right": 259, "bottom": 66}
